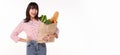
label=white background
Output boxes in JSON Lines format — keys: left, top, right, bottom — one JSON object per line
{"left": 0, "top": 0, "right": 120, "bottom": 55}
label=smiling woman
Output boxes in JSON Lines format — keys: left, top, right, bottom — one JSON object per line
{"left": 1, "top": 0, "right": 119, "bottom": 55}
{"left": 10, "top": 2, "right": 59, "bottom": 55}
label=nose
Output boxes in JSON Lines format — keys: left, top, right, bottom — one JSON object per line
{"left": 32, "top": 9, "right": 37, "bottom": 13}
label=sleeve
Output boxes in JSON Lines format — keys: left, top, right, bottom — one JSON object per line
{"left": 10, "top": 21, "right": 24, "bottom": 43}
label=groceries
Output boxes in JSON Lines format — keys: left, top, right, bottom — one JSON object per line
{"left": 37, "top": 11, "right": 59, "bottom": 43}
{"left": 40, "top": 15, "right": 52, "bottom": 24}
{"left": 48, "top": 11, "right": 59, "bottom": 23}
{"left": 40, "top": 11, "right": 59, "bottom": 24}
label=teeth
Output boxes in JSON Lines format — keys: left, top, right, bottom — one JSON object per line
{"left": 32, "top": 14, "right": 36, "bottom": 15}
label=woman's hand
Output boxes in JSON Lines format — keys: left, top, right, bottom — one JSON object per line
{"left": 42, "top": 33, "right": 58, "bottom": 41}
{"left": 53, "top": 33, "right": 58, "bottom": 38}
{"left": 19, "top": 38, "right": 28, "bottom": 42}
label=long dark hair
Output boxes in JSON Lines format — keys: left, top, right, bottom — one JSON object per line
{"left": 24, "top": 2, "right": 39, "bottom": 22}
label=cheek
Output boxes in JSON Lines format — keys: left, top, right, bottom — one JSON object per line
{"left": 35, "top": 10, "right": 38, "bottom": 14}
{"left": 29, "top": 10, "right": 32, "bottom": 15}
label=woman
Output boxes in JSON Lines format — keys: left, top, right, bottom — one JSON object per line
{"left": 11, "top": 2, "right": 58, "bottom": 55}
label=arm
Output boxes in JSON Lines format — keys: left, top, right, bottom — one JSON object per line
{"left": 54, "top": 27, "right": 59, "bottom": 38}
{"left": 43, "top": 27, "right": 59, "bottom": 41}
{"left": 10, "top": 21, "right": 27, "bottom": 43}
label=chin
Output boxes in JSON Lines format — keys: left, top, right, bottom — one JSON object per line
{"left": 31, "top": 16, "right": 36, "bottom": 18}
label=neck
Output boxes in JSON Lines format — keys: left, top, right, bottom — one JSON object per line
{"left": 31, "top": 17, "right": 36, "bottom": 21}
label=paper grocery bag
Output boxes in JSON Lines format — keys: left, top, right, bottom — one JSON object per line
{"left": 37, "top": 21, "right": 57, "bottom": 43}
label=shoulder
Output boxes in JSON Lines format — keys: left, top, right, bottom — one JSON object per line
{"left": 20, "top": 20, "right": 25, "bottom": 23}
{"left": 18, "top": 19, "right": 25, "bottom": 25}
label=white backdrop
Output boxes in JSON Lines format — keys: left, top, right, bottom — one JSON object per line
{"left": 0, "top": 0, "right": 120, "bottom": 55}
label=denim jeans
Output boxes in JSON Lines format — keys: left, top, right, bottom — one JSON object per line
{"left": 27, "top": 40, "right": 46, "bottom": 55}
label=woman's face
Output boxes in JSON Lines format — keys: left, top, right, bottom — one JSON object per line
{"left": 29, "top": 8, "right": 38, "bottom": 18}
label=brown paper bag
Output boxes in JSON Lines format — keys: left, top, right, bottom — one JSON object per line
{"left": 37, "top": 21, "right": 57, "bottom": 43}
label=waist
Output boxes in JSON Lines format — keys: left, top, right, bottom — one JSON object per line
{"left": 27, "top": 40, "right": 46, "bottom": 47}
{"left": 27, "top": 39, "right": 47, "bottom": 43}
{"left": 27, "top": 40, "right": 45, "bottom": 44}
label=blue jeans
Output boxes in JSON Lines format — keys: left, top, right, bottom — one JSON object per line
{"left": 27, "top": 40, "right": 46, "bottom": 55}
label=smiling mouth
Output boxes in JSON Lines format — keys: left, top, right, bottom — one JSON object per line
{"left": 32, "top": 13, "right": 36, "bottom": 16}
